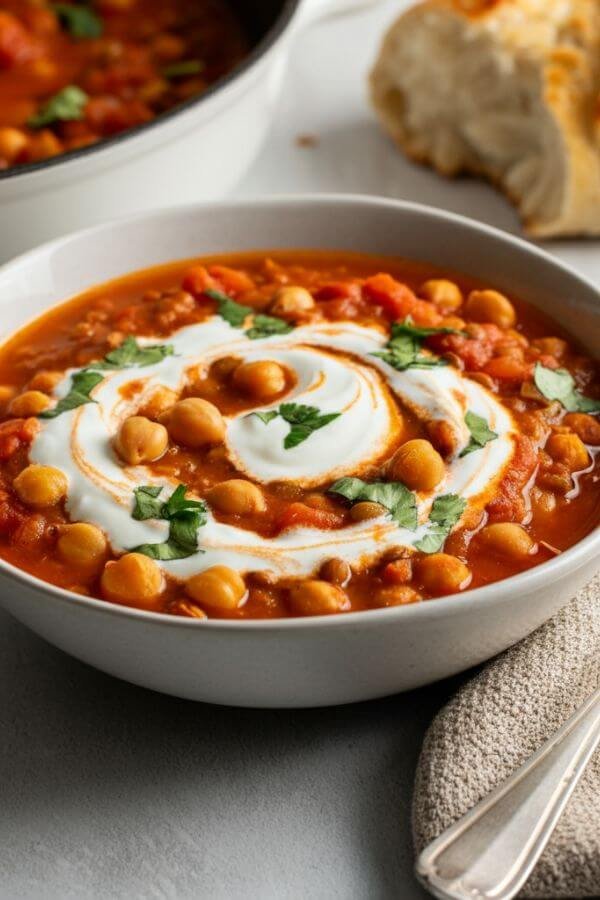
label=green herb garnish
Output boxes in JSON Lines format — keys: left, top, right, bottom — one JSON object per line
{"left": 253, "top": 410, "right": 279, "bottom": 425}
{"left": 328, "top": 477, "right": 418, "bottom": 530}
{"left": 28, "top": 85, "right": 88, "bottom": 128}
{"left": 245, "top": 314, "right": 293, "bottom": 340}
{"left": 95, "top": 335, "right": 174, "bottom": 370}
{"left": 415, "top": 494, "right": 466, "bottom": 554}
{"left": 162, "top": 60, "right": 204, "bottom": 78}
{"left": 460, "top": 411, "right": 498, "bottom": 457}
{"left": 38, "top": 337, "right": 174, "bottom": 419}
{"left": 207, "top": 289, "right": 292, "bottom": 339}
{"left": 252, "top": 402, "right": 341, "bottom": 449}
{"left": 534, "top": 363, "right": 600, "bottom": 414}
{"left": 130, "top": 484, "right": 207, "bottom": 561}
{"left": 39, "top": 369, "right": 103, "bottom": 419}
{"left": 53, "top": 3, "right": 103, "bottom": 39}
{"left": 206, "top": 289, "right": 252, "bottom": 328}
{"left": 371, "top": 319, "right": 459, "bottom": 372}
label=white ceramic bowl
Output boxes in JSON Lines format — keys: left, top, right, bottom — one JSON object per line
{"left": 0, "top": 196, "right": 598, "bottom": 707}
{"left": 0, "top": 0, "right": 372, "bottom": 263}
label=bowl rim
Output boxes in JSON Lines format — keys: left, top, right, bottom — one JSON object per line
{"left": 0, "top": 0, "right": 299, "bottom": 184}
{"left": 1, "top": 192, "right": 599, "bottom": 631}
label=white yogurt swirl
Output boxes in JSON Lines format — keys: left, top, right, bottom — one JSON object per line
{"left": 30, "top": 318, "right": 516, "bottom": 578}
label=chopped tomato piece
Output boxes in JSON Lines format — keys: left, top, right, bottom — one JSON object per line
{"left": 0, "top": 12, "right": 39, "bottom": 69}
{"left": 0, "top": 491, "right": 23, "bottom": 537}
{"left": 277, "top": 502, "right": 344, "bottom": 532}
{"left": 181, "top": 266, "right": 216, "bottom": 297}
{"left": 427, "top": 333, "right": 493, "bottom": 371}
{"left": 318, "top": 297, "right": 361, "bottom": 319}
{"left": 208, "top": 266, "right": 254, "bottom": 296}
{"left": 381, "top": 559, "right": 412, "bottom": 585}
{"left": 362, "top": 274, "right": 417, "bottom": 320}
{"left": 0, "top": 417, "right": 39, "bottom": 462}
{"left": 410, "top": 299, "right": 443, "bottom": 327}
{"left": 484, "top": 357, "right": 534, "bottom": 382}
{"left": 486, "top": 435, "right": 537, "bottom": 523}
{"left": 314, "top": 282, "right": 359, "bottom": 301}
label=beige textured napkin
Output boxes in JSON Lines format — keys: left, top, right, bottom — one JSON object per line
{"left": 412, "top": 574, "right": 600, "bottom": 899}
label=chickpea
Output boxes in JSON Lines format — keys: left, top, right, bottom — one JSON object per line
{"left": 28, "top": 370, "right": 63, "bottom": 394}
{"left": 14, "top": 464, "right": 68, "bottom": 508}
{"left": 478, "top": 523, "right": 536, "bottom": 559}
{"left": 57, "top": 523, "right": 107, "bottom": 568}
{"left": 185, "top": 565, "right": 247, "bottom": 610}
{"left": 138, "top": 386, "right": 178, "bottom": 421}
{"left": 232, "top": 360, "right": 286, "bottom": 401}
{"left": 270, "top": 286, "right": 315, "bottom": 318}
{"left": 419, "top": 279, "right": 463, "bottom": 311}
{"left": 207, "top": 479, "right": 266, "bottom": 515}
{"left": 350, "top": 501, "right": 386, "bottom": 522}
{"left": 9, "top": 390, "right": 51, "bottom": 417}
{"left": 101, "top": 553, "right": 163, "bottom": 606}
{"left": 168, "top": 398, "right": 225, "bottom": 448}
{"left": 416, "top": 553, "right": 471, "bottom": 595}
{"left": 374, "top": 585, "right": 421, "bottom": 607}
{"left": 288, "top": 579, "right": 350, "bottom": 616}
{"left": 546, "top": 433, "right": 589, "bottom": 472}
{"left": 319, "top": 557, "right": 351, "bottom": 585}
{"left": 0, "top": 127, "right": 28, "bottom": 164}
{"left": 465, "top": 289, "right": 516, "bottom": 329}
{"left": 387, "top": 439, "right": 445, "bottom": 492}
{"left": 115, "top": 416, "right": 168, "bottom": 465}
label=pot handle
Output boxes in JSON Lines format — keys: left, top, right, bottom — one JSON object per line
{"left": 295, "top": 0, "right": 383, "bottom": 30}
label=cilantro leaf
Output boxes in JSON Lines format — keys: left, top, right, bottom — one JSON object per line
{"left": 329, "top": 477, "right": 418, "bottom": 530}
{"left": 254, "top": 410, "right": 278, "bottom": 425}
{"left": 28, "top": 85, "right": 88, "bottom": 128}
{"left": 132, "top": 485, "right": 164, "bottom": 521}
{"left": 130, "top": 484, "right": 207, "bottom": 560}
{"left": 249, "top": 403, "right": 341, "bottom": 449}
{"left": 371, "top": 321, "right": 450, "bottom": 372}
{"left": 95, "top": 335, "right": 174, "bottom": 370}
{"left": 39, "top": 369, "right": 103, "bottom": 418}
{"left": 391, "top": 319, "right": 465, "bottom": 339}
{"left": 415, "top": 494, "right": 466, "bottom": 553}
{"left": 534, "top": 363, "right": 600, "bottom": 414}
{"left": 162, "top": 60, "right": 204, "bottom": 78}
{"left": 279, "top": 403, "right": 341, "bottom": 449}
{"left": 460, "top": 411, "right": 498, "bottom": 457}
{"left": 206, "top": 288, "right": 252, "bottom": 328}
{"left": 246, "top": 314, "right": 293, "bottom": 340}
{"left": 53, "top": 3, "right": 103, "bottom": 38}
{"left": 162, "top": 483, "right": 207, "bottom": 520}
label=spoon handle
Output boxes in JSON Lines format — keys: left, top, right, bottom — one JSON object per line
{"left": 415, "top": 686, "right": 600, "bottom": 900}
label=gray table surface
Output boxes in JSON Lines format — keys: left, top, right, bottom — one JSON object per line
{"left": 1, "top": 607, "right": 465, "bottom": 899}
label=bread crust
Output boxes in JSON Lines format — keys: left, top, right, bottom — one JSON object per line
{"left": 370, "top": 0, "right": 600, "bottom": 237}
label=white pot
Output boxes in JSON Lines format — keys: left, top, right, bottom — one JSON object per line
{"left": 0, "top": 195, "right": 598, "bottom": 707}
{"left": 0, "top": 0, "right": 374, "bottom": 263}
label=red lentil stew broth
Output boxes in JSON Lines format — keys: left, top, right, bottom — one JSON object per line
{"left": 0, "top": 250, "right": 598, "bottom": 619}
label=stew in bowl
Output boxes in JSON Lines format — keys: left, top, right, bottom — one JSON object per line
{"left": 0, "top": 248, "right": 598, "bottom": 620}
{"left": 0, "top": 0, "right": 248, "bottom": 170}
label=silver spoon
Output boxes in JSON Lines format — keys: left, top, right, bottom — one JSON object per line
{"left": 416, "top": 686, "right": 600, "bottom": 900}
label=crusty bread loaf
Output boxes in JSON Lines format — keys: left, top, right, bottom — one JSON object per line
{"left": 370, "top": 0, "right": 600, "bottom": 237}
